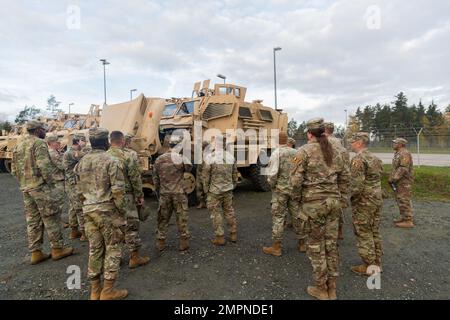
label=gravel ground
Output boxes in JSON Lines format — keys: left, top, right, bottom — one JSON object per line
{"left": 1, "top": 172, "right": 449, "bottom": 300}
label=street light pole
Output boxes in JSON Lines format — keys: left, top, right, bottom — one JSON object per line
{"left": 217, "top": 74, "right": 226, "bottom": 85}
{"left": 100, "top": 59, "right": 110, "bottom": 105}
{"left": 273, "top": 47, "right": 282, "bottom": 110}
{"left": 69, "top": 103, "right": 74, "bottom": 114}
{"left": 130, "top": 89, "right": 137, "bottom": 101}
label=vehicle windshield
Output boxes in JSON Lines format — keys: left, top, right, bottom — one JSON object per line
{"left": 162, "top": 104, "right": 177, "bottom": 117}
{"left": 177, "top": 101, "right": 195, "bottom": 115}
{"left": 63, "top": 120, "right": 77, "bottom": 129}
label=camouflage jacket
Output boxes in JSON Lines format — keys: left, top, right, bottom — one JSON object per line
{"left": 290, "top": 141, "right": 350, "bottom": 203}
{"left": 11, "top": 135, "right": 57, "bottom": 191}
{"left": 328, "top": 135, "right": 350, "bottom": 166}
{"left": 350, "top": 149, "right": 383, "bottom": 206}
{"left": 63, "top": 146, "right": 91, "bottom": 185}
{"left": 153, "top": 151, "right": 193, "bottom": 194}
{"left": 390, "top": 148, "right": 414, "bottom": 183}
{"left": 48, "top": 148, "right": 65, "bottom": 182}
{"left": 202, "top": 151, "right": 238, "bottom": 194}
{"left": 74, "top": 149, "right": 127, "bottom": 215}
{"left": 267, "top": 146, "right": 297, "bottom": 194}
{"left": 107, "top": 146, "right": 144, "bottom": 199}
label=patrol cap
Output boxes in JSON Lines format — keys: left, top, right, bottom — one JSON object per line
{"left": 304, "top": 118, "right": 325, "bottom": 133}
{"left": 26, "top": 120, "right": 46, "bottom": 131}
{"left": 392, "top": 137, "right": 407, "bottom": 145}
{"left": 349, "top": 132, "right": 370, "bottom": 144}
{"left": 46, "top": 135, "right": 59, "bottom": 143}
{"left": 287, "top": 137, "right": 296, "bottom": 146}
{"left": 73, "top": 133, "right": 87, "bottom": 142}
{"left": 324, "top": 122, "right": 335, "bottom": 130}
{"left": 89, "top": 127, "right": 109, "bottom": 140}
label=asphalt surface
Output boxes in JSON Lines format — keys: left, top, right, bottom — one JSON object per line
{"left": 1, "top": 172, "right": 450, "bottom": 300}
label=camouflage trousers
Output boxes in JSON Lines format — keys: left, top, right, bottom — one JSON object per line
{"left": 54, "top": 180, "right": 66, "bottom": 215}
{"left": 66, "top": 182, "right": 84, "bottom": 231}
{"left": 270, "top": 191, "right": 307, "bottom": 241}
{"left": 84, "top": 210, "right": 125, "bottom": 281}
{"left": 23, "top": 184, "right": 64, "bottom": 252}
{"left": 157, "top": 193, "right": 189, "bottom": 240}
{"left": 395, "top": 181, "right": 413, "bottom": 221}
{"left": 196, "top": 166, "right": 206, "bottom": 204}
{"left": 352, "top": 203, "right": 383, "bottom": 265}
{"left": 303, "top": 198, "right": 341, "bottom": 288}
{"left": 124, "top": 193, "right": 142, "bottom": 252}
{"left": 207, "top": 191, "right": 237, "bottom": 237}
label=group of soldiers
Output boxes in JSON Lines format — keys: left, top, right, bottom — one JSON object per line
{"left": 10, "top": 116, "right": 414, "bottom": 301}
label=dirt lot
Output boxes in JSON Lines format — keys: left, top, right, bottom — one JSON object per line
{"left": 1, "top": 172, "right": 449, "bottom": 300}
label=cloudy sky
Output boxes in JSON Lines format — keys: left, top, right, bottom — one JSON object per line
{"left": 1, "top": 0, "right": 449, "bottom": 124}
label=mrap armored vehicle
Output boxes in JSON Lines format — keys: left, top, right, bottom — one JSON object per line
{"left": 100, "top": 80, "right": 288, "bottom": 201}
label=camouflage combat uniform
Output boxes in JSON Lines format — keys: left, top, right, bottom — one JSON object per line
{"left": 74, "top": 149, "right": 127, "bottom": 281}
{"left": 196, "top": 162, "right": 206, "bottom": 204}
{"left": 11, "top": 135, "right": 65, "bottom": 252}
{"left": 350, "top": 149, "right": 383, "bottom": 266}
{"left": 290, "top": 140, "right": 350, "bottom": 289}
{"left": 202, "top": 150, "right": 239, "bottom": 237}
{"left": 390, "top": 148, "right": 414, "bottom": 222}
{"left": 64, "top": 146, "right": 90, "bottom": 231}
{"left": 48, "top": 148, "right": 66, "bottom": 213}
{"left": 153, "top": 151, "right": 192, "bottom": 241}
{"left": 107, "top": 146, "right": 144, "bottom": 251}
{"left": 267, "top": 145, "right": 306, "bottom": 241}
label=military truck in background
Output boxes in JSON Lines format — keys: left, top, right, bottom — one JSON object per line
{"left": 0, "top": 105, "right": 101, "bottom": 173}
{"left": 100, "top": 80, "right": 288, "bottom": 202}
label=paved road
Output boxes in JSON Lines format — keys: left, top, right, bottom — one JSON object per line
{"left": 366, "top": 153, "right": 450, "bottom": 167}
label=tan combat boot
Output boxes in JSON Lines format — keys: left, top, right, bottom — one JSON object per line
{"left": 351, "top": 263, "right": 368, "bottom": 276}
{"left": 262, "top": 241, "right": 282, "bottom": 257}
{"left": 298, "top": 239, "right": 306, "bottom": 253}
{"left": 196, "top": 200, "right": 206, "bottom": 209}
{"left": 375, "top": 257, "right": 383, "bottom": 273}
{"left": 156, "top": 239, "right": 166, "bottom": 252}
{"left": 80, "top": 230, "right": 88, "bottom": 242}
{"left": 51, "top": 247, "right": 74, "bottom": 261}
{"left": 70, "top": 227, "right": 82, "bottom": 239}
{"left": 212, "top": 235, "right": 226, "bottom": 246}
{"left": 338, "top": 224, "right": 344, "bottom": 240}
{"left": 30, "top": 250, "right": 51, "bottom": 265}
{"left": 129, "top": 250, "right": 150, "bottom": 269}
{"left": 179, "top": 237, "right": 189, "bottom": 251}
{"left": 327, "top": 278, "right": 337, "bottom": 300}
{"left": 90, "top": 278, "right": 102, "bottom": 300}
{"left": 230, "top": 232, "right": 237, "bottom": 243}
{"left": 395, "top": 220, "right": 414, "bottom": 228}
{"left": 307, "top": 285, "right": 330, "bottom": 300}
{"left": 100, "top": 279, "right": 128, "bottom": 300}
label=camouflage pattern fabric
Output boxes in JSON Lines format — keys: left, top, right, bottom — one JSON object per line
{"left": 270, "top": 192, "right": 307, "bottom": 241}
{"left": 84, "top": 210, "right": 125, "bottom": 280}
{"left": 350, "top": 149, "right": 383, "bottom": 265}
{"left": 202, "top": 151, "right": 238, "bottom": 195}
{"left": 48, "top": 148, "right": 66, "bottom": 213}
{"left": 196, "top": 163, "right": 206, "bottom": 203}
{"left": 389, "top": 148, "right": 414, "bottom": 221}
{"left": 153, "top": 151, "right": 193, "bottom": 195}
{"left": 156, "top": 193, "right": 189, "bottom": 240}
{"left": 74, "top": 149, "right": 127, "bottom": 281}
{"left": 207, "top": 191, "right": 237, "bottom": 237}
{"left": 11, "top": 135, "right": 65, "bottom": 252}
{"left": 267, "top": 146, "right": 298, "bottom": 194}
{"left": 290, "top": 141, "right": 350, "bottom": 287}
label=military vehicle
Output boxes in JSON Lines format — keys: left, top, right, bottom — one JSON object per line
{"left": 100, "top": 80, "right": 288, "bottom": 202}
{"left": 0, "top": 105, "right": 101, "bottom": 173}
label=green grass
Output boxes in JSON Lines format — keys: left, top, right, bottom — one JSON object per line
{"left": 381, "top": 165, "right": 450, "bottom": 202}
{"left": 370, "top": 147, "right": 450, "bottom": 154}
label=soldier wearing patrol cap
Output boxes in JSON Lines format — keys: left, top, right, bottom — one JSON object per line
{"left": 290, "top": 118, "right": 350, "bottom": 300}
{"left": 74, "top": 127, "right": 129, "bottom": 300}
{"left": 63, "top": 133, "right": 90, "bottom": 241}
{"left": 389, "top": 138, "right": 414, "bottom": 228}
{"left": 11, "top": 120, "right": 74, "bottom": 265}
{"left": 349, "top": 132, "right": 384, "bottom": 275}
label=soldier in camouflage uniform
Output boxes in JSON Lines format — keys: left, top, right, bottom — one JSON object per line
{"left": 153, "top": 135, "right": 192, "bottom": 252}
{"left": 11, "top": 121, "right": 74, "bottom": 265}
{"left": 107, "top": 131, "right": 149, "bottom": 269}
{"left": 389, "top": 138, "right": 414, "bottom": 228}
{"left": 263, "top": 132, "right": 306, "bottom": 256}
{"left": 74, "top": 127, "right": 128, "bottom": 300}
{"left": 349, "top": 132, "right": 384, "bottom": 275}
{"left": 290, "top": 118, "right": 350, "bottom": 300}
{"left": 324, "top": 122, "right": 350, "bottom": 240}
{"left": 196, "top": 141, "right": 210, "bottom": 209}
{"left": 63, "top": 134, "right": 89, "bottom": 241}
{"left": 46, "top": 135, "right": 67, "bottom": 225}
{"left": 202, "top": 139, "right": 239, "bottom": 246}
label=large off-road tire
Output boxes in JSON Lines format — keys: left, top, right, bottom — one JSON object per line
{"left": 249, "top": 161, "right": 270, "bottom": 192}
{"left": 3, "top": 159, "right": 11, "bottom": 173}
{"left": 0, "top": 159, "right": 6, "bottom": 173}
